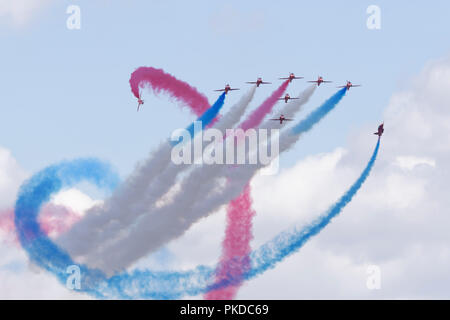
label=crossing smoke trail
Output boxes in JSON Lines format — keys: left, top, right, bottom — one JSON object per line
{"left": 14, "top": 138, "right": 379, "bottom": 299}
{"left": 81, "top": 82, "right": 289, "bottom": 272}
{"left": 83, "top": 87, "right": 339, "bottom": 274}
{"left": 57, "top": 71, "right": 225, "bottom": 257}
{"left": 205, "top": 84, "right": 316, "bottom": 299}
{"left": 60, "top": 87, "right": 255, "bottom": 259}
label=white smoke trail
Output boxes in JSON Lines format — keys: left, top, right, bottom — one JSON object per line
{"left": 81, "top": 86, "right": 315, "bottom": 273}
{"left": 57, "top": 86, "right": 257, "bottom": 258}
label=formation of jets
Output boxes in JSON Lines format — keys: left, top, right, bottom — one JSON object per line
{"left": 213, "top": 74, "right": 361, "bottom": 97}
{"left": 133, "top": 72, "right": 382, "bottom": 137}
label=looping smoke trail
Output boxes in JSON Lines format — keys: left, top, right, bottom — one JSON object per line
{"left": 129, "top": 67, "right": 210, "bottom": 116}
{"left": 57, "top": 75, "right": 226, "bottom": 258}
{"left": 14, "top": 139, "right": 379, "bottom": 299}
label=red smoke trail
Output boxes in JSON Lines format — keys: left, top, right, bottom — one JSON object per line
{"left": 239, "top": 80, "right": 289, "bottom": 131}
{"left": 205, "top": 184, "right": 255, "bottom": 300}
{"left": 0, "top": 205, "right": 81, "bottom": 245}
{"left": 205, "top": 82, "right": 289, "bottom": 299}
{"left": 129, "top": 67, "right": 210, "bottom": 116}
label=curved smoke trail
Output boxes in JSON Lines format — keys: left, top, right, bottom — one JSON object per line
{"left": 14, "top": 138, "right": 379, "bottom": 299}
{"left": 57, "top": 72, "right": 226, "bottom": 258}
{"left": 129, "top": 67, "right": 210, "bottom": 116}
{"left": 60, "top": 87, "right": 255, "bottom": 260}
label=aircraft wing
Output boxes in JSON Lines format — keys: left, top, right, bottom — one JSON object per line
{"left": 323, "top": 81, "right": 333, "bottom": 83}
{"left": 279, "top": 77, "right": 290, "bottom": 80}
{"left": 261, "top": 81, "right": 271, "bottom": 84}
{"left": 307, "top": 80, "right": 318, "bottom": 83}
{"left": 284, "top": 119, "right": 294, "bottom": 121}
{"left": 214, "top": 89, "right": 226, "bottom": 92}
{"left": 246, "top": 82, "right": 257, "bottom": 84}
{"left": 229, "top": 88, "right": 240, "bottom": 91}
{"left": 294, "top": 76, "right": 304, "bottom": 79}
{"left": 290, "top": 98, "right": 300, "bottom": 100}
{"left": 352, "top": 85, "right": 362, "bottom": 87}
{"left": 336, "top": 85, "right": 346, "bottom": 88}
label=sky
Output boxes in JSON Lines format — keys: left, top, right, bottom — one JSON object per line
{"left": 1, "top": 0, "right": 450, "bottom": 299}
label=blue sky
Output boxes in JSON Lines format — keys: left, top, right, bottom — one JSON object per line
{"left": 1, "top": 0, "right": 449, "bottom": 177}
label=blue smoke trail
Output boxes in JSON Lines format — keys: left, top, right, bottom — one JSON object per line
{"left": 290, "top": 88, "right": 346, "bottom": 136}
{"left": 206, "top": 138, "right": 380, "bottom": 292}
{"left": 172, "top": 92, "right": 226, "bottom": 145}
{"left": 14, "top": 138, "right": 379, "bottom": 299}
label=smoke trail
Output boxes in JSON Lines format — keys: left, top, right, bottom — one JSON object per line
{"left": 204, "top": 184, "right": 255, "bottom": 300}
{"left": 205, "top": 85, "right": 316, "bottom": 300}
{"left": 129, "top": 67, "right": 210, "bottom": 116}
{"left": 239, "top": 80, "right": 289, "bottom": 131}
{"left": 81, "top": 83, "right": 289, "bottom": 271}
{"left": 179, "top": 92, "right": 226, "bottom": 144}
{"left": 0, "top": 205, "right": 82, "bottom": 245}
{"left": 57, "top": 93, "right": 225, "bottom": 257}
{"left": 59, "top": 88, "right": 255, "bottom": 259}
{"left": 14, "top": 139, "right": 379, "bottom": 299}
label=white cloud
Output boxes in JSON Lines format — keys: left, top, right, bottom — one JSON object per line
{"left": 0, "top": 0, "right": 55, "bottom": 26}
{"left": 395, "top": 156, "right": 436, "bottom": 170}
{"left": 52, "top": 189, "right": 102, "bottom": 216}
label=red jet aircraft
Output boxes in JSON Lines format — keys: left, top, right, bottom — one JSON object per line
{"left": 137, "top": 98, "right": 144, "bottom": 111}
{"left": 270, "top": 114, "right": 294, "bottom": 124}
{"left": 337, "top": 81, "right": 361, "bottom": 91}
{"left": 307, "top": 76, "right": 332, "bottom": 86}
{"left": 246, "top": 77, "right": 271, "bottom": 87}
{"left": 214, "top": 84, "right": 240, "bottom": 94}
{"left": 278, "top": 93, "right": 300, "bottom": 103}
{"left": 374, "top": 123, "right": 384, "bottom": 137}
{"left": 279, "top": 73, "right": 304, "bottom": 83}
